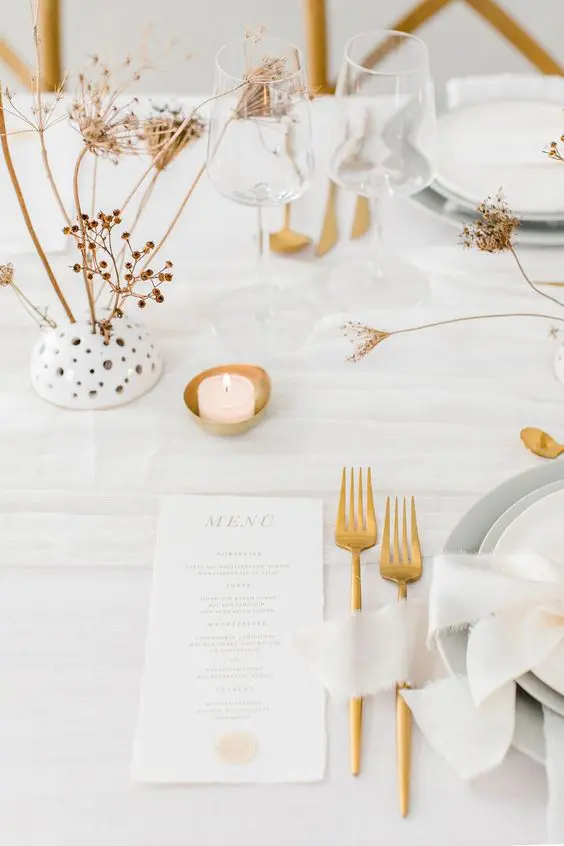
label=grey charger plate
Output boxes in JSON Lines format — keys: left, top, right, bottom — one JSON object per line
{"left": 439, "top": 461, "right": 564, "bottom": 764}
{"left": 412, "top": 186, "right": 564, "bottom": 247}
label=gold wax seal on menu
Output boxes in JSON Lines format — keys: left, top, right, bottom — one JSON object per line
{"left": 215, "top": 732, "right": 258, "bottom": 765}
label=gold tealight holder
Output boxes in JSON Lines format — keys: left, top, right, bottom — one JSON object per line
{"left": 183, "top": 364, "right": 271, "bottom": 436}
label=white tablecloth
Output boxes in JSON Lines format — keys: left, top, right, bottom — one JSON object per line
{"left": 1, "top": 96, "right": 564, "bottom": 846}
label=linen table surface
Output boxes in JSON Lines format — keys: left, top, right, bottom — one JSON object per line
{"left": 0, "top": 96, "right": 562, "bottom": 846}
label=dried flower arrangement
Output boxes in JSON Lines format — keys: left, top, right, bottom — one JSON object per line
{"left": 346, "top": 190, "right": 564, "bottom": 362}
{"left": 0, "top": 9, "right": 294, "bottom": 407}
{"left": 0, "top": 1, "right": 210, "bottom": 340}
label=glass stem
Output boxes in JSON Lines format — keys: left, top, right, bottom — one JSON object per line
{"left": 370, "top": 198, "right": 383, "bottom": 279}
{"left": 256, "top": 206, "right": 269, "bottom": 284}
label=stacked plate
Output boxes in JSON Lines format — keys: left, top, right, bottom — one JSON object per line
{"left": 439, "top": 461, "right": 564, "bottom": 764}
{"left": 413, "top": 98, "right": 564, "bottom": 245}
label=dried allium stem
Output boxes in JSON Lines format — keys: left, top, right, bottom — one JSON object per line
{"left": 142, "top": 162, "right": 205, "bottom": 269}
{"left": 0, "top": 87, "right": 75, "bottom": 323}
{"left": 73, "top": 146, "right": 97, "bottom": 330}
{"left": 509, "top": 246, "right": 564, "bottom": 310}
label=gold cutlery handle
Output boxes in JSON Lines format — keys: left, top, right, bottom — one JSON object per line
{"left": 350, "top": 549, "right": 362, "bottom": 775}
{"left": 396, "top": 581, "right": 410, "bottom": 815}
{"left": 351, "top": 550, "right": 361, "bottom": 611}
{"left": 396, "top": 682, "right": 411, "bottom": 817}
{"left": 350, "top": 697, "right": 363, "bottom": 776}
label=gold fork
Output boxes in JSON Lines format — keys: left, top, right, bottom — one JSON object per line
{"left": 380, "top": 496, "right": 422, "bottom": 817}
{"left": 335, "top": 467, "right": 377, "bottom": 775}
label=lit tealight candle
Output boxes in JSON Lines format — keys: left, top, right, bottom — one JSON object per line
{"left": 197, "top": 372, "right": 256, "bottom": 424}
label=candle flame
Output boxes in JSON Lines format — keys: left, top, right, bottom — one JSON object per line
{"left": 222, "top": 373, "right": 232, "bottom": 393}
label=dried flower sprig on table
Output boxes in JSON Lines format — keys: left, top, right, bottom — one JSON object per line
{"left": 346, "top": 191, "right": 564, "bottom": 361}
{"left": 460, "top": 191, "right": 520, "bottom": 253}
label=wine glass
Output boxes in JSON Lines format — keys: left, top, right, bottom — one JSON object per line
{"left": 327, "top": 30, "right": 437, "bottom": 312}
{"left": 206, "top": 36, "right": 316, "bottom": 359}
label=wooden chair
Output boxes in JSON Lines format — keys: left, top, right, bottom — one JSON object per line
{"left": 304, "top": 0, "right": 564, "bottom": 92}
{"left": 0, "top": 0, "right": 62, "bottom": 91}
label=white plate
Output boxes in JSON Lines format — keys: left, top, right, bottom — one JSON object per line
{"left": 411, "top": 186, "right": 564, "bottom": 247}
{"left": 440, "top": 462, "right": 564, "bottom": 764}
{"left": 431, "top": 178, "right": 564, "bottom": 224}
{"left": 435, "top": 101, "right": 564, "bottom": 216}
{"left": 480, "top": 480, "right": 564, "bottom": 716}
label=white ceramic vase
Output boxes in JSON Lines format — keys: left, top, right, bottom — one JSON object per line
{"left": 30, "top": 317, "right": 163, "bottom": 409}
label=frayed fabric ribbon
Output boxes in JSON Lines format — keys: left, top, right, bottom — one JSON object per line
{"left": 294, "top": 600, "right": 429, "bottom": 699}
{"left": 294, "top": 553, "right": 564, "bottom": 843}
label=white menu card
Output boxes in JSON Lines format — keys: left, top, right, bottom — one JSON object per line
{"left": 132, "top": 495, "right": 326, "bottom": 783}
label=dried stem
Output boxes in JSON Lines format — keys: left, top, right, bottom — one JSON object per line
{"left": 142, "top": 163, "right": 205, "bottom": 269}
{"left": 39, "top": 130, "right": 73, "bottom": 227}
{"left": 90, "top": 154, "right": 98, "bottom": 219}
{"left": 509, "top": 246, "right": 564, "bottom": 309}
{"left": 73, "top": 146, "right": 97, "bottom": 330}
{"left": 12, "top": 282, "right": 56, "bottom": 328}
{"left": 119, "top": 83, "right": 247, "bottom": 214}
{"left": 0, "top": 87, "right": 75, "bottom": 323}
{"left": 31, "top": 0, "right": 72, "bottom": 228}
{"left": 346, "top": 313, "right": 564, "bottom": 361}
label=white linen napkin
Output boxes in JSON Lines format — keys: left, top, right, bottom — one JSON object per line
{"left": 408, "top": 552, "right": 564, "bottom": 844}
{"left": 446, "top": 74, "right": 564, "bottom": 110}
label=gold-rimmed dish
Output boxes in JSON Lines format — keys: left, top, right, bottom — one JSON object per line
{"left": 183, "top": 364, "right": 271, "bottom": 436}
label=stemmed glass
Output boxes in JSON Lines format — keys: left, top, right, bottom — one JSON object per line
{"left": 206, "top": 36, "right": 316, "bottom": 359}
{"left": 327, "top": 30, "right": 437, "bottom": 311}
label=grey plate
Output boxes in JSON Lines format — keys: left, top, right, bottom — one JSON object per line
{"left": 439, "top": 461, "right": 564, "bottom": 764}
{"left": 480, "top": 478, "right": 564, "bottom": 717}
{"left": 412, "top": 186, "right": 564, "bottom": 247}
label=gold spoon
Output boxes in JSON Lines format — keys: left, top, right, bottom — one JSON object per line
{"left": 520, "top": 427, "right": 564, "bottom": 459}
{"left": 269, "top": 205, "right": 312, "bottom": 254}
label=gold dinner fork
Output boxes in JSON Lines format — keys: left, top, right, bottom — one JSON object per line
{"left": 380, "top": 496, "right": 422, "bottom": 816}
{"left": 335, "top": 467, "right": 377, "bottom": 775}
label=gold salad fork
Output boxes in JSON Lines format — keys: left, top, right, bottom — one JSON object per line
{"left": 380, "top": 497, "right": 422, "bottom": 817}
{"left": 335, "top": 467, "right": 377, "bottom": 775}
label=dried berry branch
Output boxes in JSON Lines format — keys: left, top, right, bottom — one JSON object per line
{"left": 65, "top": 210, "right": 173, "bottom": 340}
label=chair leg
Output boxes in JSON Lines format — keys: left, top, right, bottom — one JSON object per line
{"left": 362, "top": 0, "right": 453, "bottom": 70}
{"left": 39, "top": 0, "right": 63, "bottom": 91}
{"left": 303, "top": 0, "right": 329, "bottom": 93}
{"left": 466, "top": 0, "right": 563, "bottom": 74}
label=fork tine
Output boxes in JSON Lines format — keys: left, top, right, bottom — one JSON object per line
{"left": 411, "top": 497, "right": 422, "bottom": 566}
{"left": 381, "top": 496, "right": 391, "bottom": 565}
{"left": 337, "top": 467, "right": 347, "bottom": 530}
{"left": 366, "top": 467, "right": 376, "bottom": 534}
{"left": 358, "top": 468, "right": 364, "bottom": 531}
{"left": 393, "top": 497, "right": 400, "bottom": 564}
{"left": 402, "top": 497, "right": 409, "bottom": 564}
{"left": 349, "top": 468, "right": 355, "bottom": 530}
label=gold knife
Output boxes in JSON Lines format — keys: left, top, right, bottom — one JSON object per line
{"left": 315, "top": 180, "right": 339, "bottom": 257}
{"left": 351, "top": 195, "right": 371, "bottom": 239}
